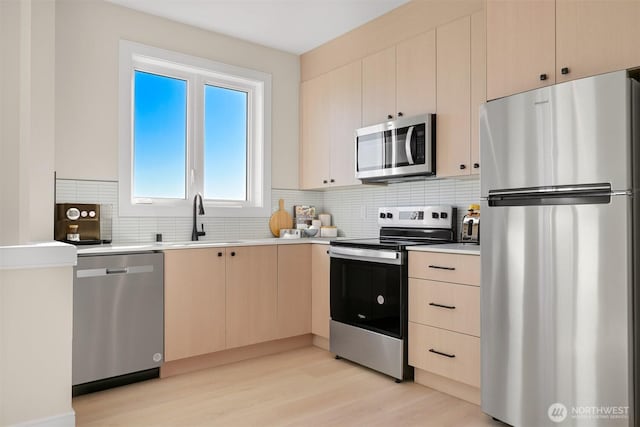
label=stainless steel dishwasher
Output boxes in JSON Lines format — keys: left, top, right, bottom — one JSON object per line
{"left": 72, "top": 252, "right": 164, "bottom": 395}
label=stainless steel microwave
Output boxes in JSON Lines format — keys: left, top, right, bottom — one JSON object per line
{"left": 355, "top": 114, "right": 435, "bottom": 182}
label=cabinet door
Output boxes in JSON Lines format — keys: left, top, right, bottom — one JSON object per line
{"left": 362, "top": 46, "right": 396, "bottom": 126}
{"left": 556, "top": 0, "right": 640, "bottom": 83}
{"left": 277, "top": 244, "right": 311, "bottom": 338}
{"left": 470, "top": 10, "right": 486, "bottom": 175}
{"left": 396, "top": 30, "right": 436, "bottom": 118}
{"left": 436, "top": 16, "right": 471, "bottom": 177}
{"left": 311, "top": 244, "right": 330, "bottom": 339}
{"left": 486, "top": 0, "right": 556, "bottom": 100}
{"left": 300, "top": 74, "right": 330, "bottom": 189}
{"left": 329, "top": 61, "right": 362, "bottom": 187}
{"left": 164, "top": 248, "right": 226, "bottom": 361}
{"left": 226, "top": 245, "right": 278, "bottom": 348}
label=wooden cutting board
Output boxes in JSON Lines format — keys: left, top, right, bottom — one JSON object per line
{"left": 269, "top": 199, "right": 292, "bottom": 237}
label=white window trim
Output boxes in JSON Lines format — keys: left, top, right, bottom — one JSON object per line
{"left": 118, "top": 40, "right": 272, "bottom": 217}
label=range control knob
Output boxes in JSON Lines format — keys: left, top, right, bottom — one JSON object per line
{"left": 386, "top": 212, "right": 393, "bottom": 219}
{"left": 432, "top": 212, "right": 439, "bottom": 219}
{"left": 379, "top": 212, "right": 386, "bottom": 219}
{"left": 440, "top": 212, "right": 448, "bottom": 219}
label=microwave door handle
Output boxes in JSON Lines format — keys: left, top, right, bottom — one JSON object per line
{"left": 405, "top": 126, "right": 415, "bottom": 165}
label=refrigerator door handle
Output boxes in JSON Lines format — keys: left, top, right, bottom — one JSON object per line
{"left": 487, "top": 183, "right": 613, "bottom": 207}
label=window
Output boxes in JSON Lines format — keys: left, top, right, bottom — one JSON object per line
{"left": 119, "top": 40, "right": 272, "bottom": 217}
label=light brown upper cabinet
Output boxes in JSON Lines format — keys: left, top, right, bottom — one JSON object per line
{"left": 276, "top": 244, "right": 312, "bottom": 339}
{"left": 555, "top": 0, "right": 640, "bottom": 83}
{"left": 164, "top": 248, "right": 227, "bottom": 361}
{"left": 486, "top": 0, "right": 556, "bottom": 100}
{"left": 300, "top": 74, "right": 330, "bottom": 190}
{"left": 362, "top": 31, "right": 437, "bottom": 126}
{"left": 300, "top": 61, "right": 362, "bottom": 190}
{"left": 436, "top": 16, "right": 471, "bottom": 177}
{"left": 362, "top": 47, "right": 397, "bottom": 126}
{"left": 488, "top": 0, "right": 640, "bottom": 100}
{"left": 436, "top": 11, "right": 485, "bottom": 177}
{"left": 470, "top": 10, "right": 486, "bottom": 174}
{"left": 225, "top": 245, "right": 278, "bottom": 349}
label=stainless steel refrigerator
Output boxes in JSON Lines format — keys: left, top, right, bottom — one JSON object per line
{"left": 480, "top": 70, "right": 638, "bottom": 426}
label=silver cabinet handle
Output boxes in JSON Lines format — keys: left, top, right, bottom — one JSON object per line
{"left": 429, "top": 302, "right": 456, "bottom": 310}
{"left": 428, "top": 265, "right": 455, "bottom": 271}
{"left": 106, "top": 268, "right": 128, "bottom": 275}
{"left": 429, "top": 348, "right": 455, "bottom": 358}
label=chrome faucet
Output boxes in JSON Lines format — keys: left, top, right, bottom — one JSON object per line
{"left": 191, "top": 193, "right": 206, "bottom": 241}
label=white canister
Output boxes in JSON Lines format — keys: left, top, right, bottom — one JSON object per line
{"left": 318, "top": 213, "right": 331, "bottom": 227}
{"left": 311, "top": 219, "right": 322, "bottom": 229}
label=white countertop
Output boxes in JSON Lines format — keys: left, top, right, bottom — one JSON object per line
{"left": 408, "top": 243, "right": 480, "bottom": 256}
{"left": 76, "top": 237, "right": 333, "bottom": 255}
{"left": 0, "top": 241, "right": 77, "bottom": 269}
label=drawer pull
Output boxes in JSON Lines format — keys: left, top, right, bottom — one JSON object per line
{"left": 429, "top": 348, "right": 456, "bottom": 358}
{"left": 428, "top": 265, "right": 455, "bottom": 271}
{"left": 429, "top": 302, "right": 456, "bottom": 310}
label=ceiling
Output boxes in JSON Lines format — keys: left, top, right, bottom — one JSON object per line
{"left": 106, "top": 0, "right": 411, "bottom": 55}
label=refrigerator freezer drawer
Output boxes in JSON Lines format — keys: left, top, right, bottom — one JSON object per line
{"left": 408, "top": 278, "right": 480, "bottom": 337}
{"left": 408, "top": 322, "right": 480, "bottom": 388}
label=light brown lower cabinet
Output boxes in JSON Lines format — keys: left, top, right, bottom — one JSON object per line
{"left": 408, "top": 250, "right": 480, "bottom": 404}
{"left": 311, "top": 244, "right": 330, "bottom": 339}
{"left": 226, "top": 245, "right": 278, "bottom": 349}
{"left": 408, "top": 322, "right": 480, "bottom": 388}
{"left": 277, "top": 244, "right": 311, "bottom": 339}
{"left": 165, "top": 243, "right": 317, "bottom": 364}
{"left": 164, "top": 248, "right": 227, "bottom": 362}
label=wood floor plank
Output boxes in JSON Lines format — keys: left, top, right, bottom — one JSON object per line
{"left": 73, "top": 347, "right": 500, "bottom": 426}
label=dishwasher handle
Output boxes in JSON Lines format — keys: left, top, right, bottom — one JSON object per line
{"left": 76, "top": 265, "right": 154, "bottom": 278}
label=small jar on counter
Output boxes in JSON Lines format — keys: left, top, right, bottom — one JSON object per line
{"left": 67, "top": 224, "right": 80, "bottom": 242}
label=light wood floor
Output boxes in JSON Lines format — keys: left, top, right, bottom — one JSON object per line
{"left": 73, "top": 346, "right": 501, "bottom": 426}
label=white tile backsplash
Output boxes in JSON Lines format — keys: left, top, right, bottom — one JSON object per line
{"left": 56, "top": 176, "right": 480, "bottom": 243}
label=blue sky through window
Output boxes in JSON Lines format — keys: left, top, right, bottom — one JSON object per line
{"left": 133, "top": 70, "right": 187, "bottom": 199}
{"left": 204, "top": 85, "right": 248, "bottom": 201}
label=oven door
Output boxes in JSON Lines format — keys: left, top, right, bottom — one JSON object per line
{"left": 329, "top": 247, "right": 407, "bottom": 339}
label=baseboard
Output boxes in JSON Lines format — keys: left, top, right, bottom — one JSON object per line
{"left": 414, "top": 368, "right": 480, "bottom": 405}
{"left": 11, "top": 411, "right": 75, "bottom": 427}
{"left": 312, "top": 335, "right": 329, "bottom": 350}
{"left": 161, "top": 334, "right": 313, "bottom": 378}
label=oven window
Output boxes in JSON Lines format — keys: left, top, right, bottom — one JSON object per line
{"left": 330, "top": 257, "right": 403, "bottom": 338}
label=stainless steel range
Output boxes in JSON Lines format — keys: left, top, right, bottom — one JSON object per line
{"left": 329, "top": 206, "right": 457, "bottom": 381}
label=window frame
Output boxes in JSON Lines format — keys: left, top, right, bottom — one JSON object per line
{"left": 118, "top": 40, "right": 272, "bottom": 217}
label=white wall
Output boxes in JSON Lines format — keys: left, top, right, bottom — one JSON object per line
{"left": 55, "top": 0, "right": 300, "bottom": 189}
{"left": 0, "top": 0, "right": 56, "bottom": 245}
{"left": 0, "top": 266, "right": 74, "bottom": 426}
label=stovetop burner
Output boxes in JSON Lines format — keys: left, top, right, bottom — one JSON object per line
{"left": 331, "top": 205, "right": 458, "bottom": 251}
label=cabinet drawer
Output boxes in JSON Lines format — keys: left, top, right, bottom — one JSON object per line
{"left": 408, "top": 322, "right": 480, "bottom": 388}
{"left": 408, "top": 279, "right": 480, "bottom": 337}
{"left": 408, "top": 251, "right": 479, "bottom": 285}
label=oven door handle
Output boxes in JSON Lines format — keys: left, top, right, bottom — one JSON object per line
{"left": 329, "top": 247, "right": 404, "bottom": 265}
